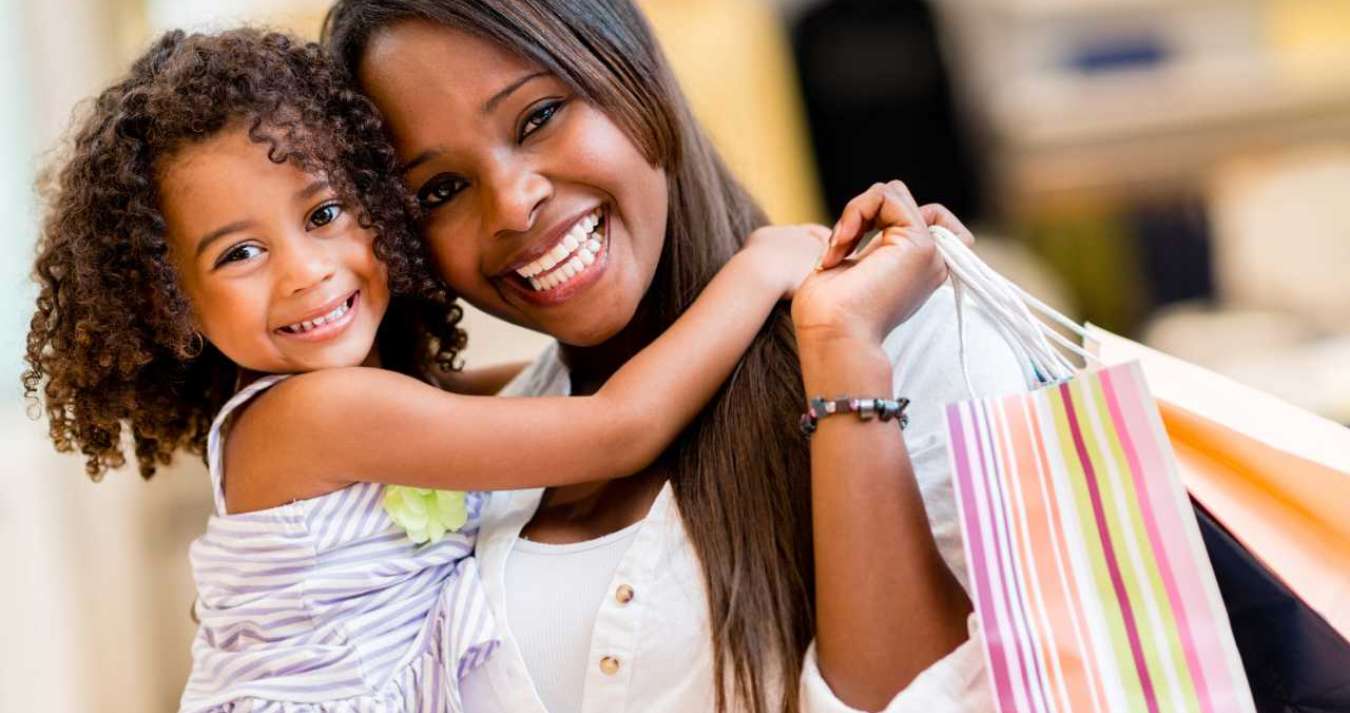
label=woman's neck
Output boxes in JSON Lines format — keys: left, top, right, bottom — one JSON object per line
{"left": 556, "top": 311, "right": 663, "bottom": 395}
{"left": 532, "top": 309, "right": 669, "bottom": 541}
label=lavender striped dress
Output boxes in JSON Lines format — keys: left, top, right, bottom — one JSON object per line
{"left": 179, "top": 375, "right": 499, "bottom": 713}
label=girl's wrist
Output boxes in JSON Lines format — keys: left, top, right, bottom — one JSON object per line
{"left": 726, "top": 249, "right": 787, "bottom": 300}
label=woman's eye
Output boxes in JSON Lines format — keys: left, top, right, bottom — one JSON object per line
{"left": 307, "top": 202, "right": 343, "bottom": 229}
{"left": 417, "top": 175, "right": 468, "bottom": 210}
{"left": 215, "top": 244, "right": 263, "bottom": 268}
{"left": 519, "top": 100, "right": 564, "bottom": 142}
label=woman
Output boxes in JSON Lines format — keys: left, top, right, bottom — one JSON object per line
{"left": 323, "top": 2, "right": 1025, "bottom": 711}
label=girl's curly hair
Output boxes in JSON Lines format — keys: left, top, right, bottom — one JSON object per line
{"left": 24, "top": 28, "right": 465, "bottom": 481}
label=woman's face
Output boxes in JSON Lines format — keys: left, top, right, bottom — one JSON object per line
{"left": 358, "top": 21, "right": 669, "bottom": 346}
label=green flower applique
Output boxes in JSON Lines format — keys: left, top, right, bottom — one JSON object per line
{"left": 383, "top": 486, "right": 468, "bottom": 545}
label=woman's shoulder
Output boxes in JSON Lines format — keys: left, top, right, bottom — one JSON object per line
{"left": 882, "top": 284, "right": 1030, "bottom": 403}
{"left": 498, "top": 341, "right": 570, "bottom": 397}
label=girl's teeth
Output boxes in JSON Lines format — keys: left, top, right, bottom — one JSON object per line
{"left": 586, "top": 238, "right": 601, "bottom": 253}
{"left": 284, "top": 297, "right": 352, "bottom": 333}
{"left": 579, "top": 249, "right": 595, "bottom": 266}
{"left": 562, "top": 234, "right": 580, "bottom": 252}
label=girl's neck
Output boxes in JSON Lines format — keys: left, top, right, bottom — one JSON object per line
{"left": 233, "top": 346, "right": 382, "bottom": 392}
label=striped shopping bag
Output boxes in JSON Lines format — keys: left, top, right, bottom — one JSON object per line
{"left": 928, "top": 226, "right": 1257, "bottom": 713}
{"left": 946, "top": 363, "right": 1255, "bottom": 713}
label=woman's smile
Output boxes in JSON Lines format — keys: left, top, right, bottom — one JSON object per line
{"left": 357, "top": 21, "right": 669, "bottom": 347}
{"left": 499, "top": 205, "right": 611, "bottom": 306}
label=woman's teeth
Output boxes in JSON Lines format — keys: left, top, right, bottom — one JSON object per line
{"left": 281, "top": 296, "right": 352, "bottom": 334}
{"left": 516, "top": 209, "right": 605, "bottom": 292}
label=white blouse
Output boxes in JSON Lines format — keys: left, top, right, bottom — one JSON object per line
{"left": 504, "top": 522, "right": 644, "bottom": 713}
{"left": 460, "top": 285, "right": 1028, "bottom": 712}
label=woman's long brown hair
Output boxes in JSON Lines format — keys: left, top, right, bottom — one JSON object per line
{"left": 325, "top": 3, "right": 815, "bottom": 711}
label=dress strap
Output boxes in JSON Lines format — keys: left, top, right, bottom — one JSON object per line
{"left": 205, "top": 374, "right": 292, "bottom": 516}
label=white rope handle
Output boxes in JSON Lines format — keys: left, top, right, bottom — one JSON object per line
{"left": 928, "top": 225, "right": 1101, "bottom": 395}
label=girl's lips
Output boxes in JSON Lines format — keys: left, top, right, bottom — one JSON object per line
{"left": 275, "top": 291, "right": 360, "bottom": 343}
{"left": 501, "top": 218, "right": 611, "bottom": 307}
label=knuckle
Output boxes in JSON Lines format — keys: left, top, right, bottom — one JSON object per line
{"left": 887, "top": 179, "right": 911, "bottom": 195}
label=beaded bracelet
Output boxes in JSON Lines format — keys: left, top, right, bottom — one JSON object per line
{"left": 799, "top": 396, "right": 910, "bottom": 437}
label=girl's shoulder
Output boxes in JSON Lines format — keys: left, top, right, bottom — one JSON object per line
{"left": 210, "top": 371, "right": 361, "bottom": 516}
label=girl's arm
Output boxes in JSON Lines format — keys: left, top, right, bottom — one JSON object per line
{"left": 224, "top": 226, "right": 828, "bottom": 513}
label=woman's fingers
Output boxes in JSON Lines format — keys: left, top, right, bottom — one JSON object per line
{"left": 820, "top": 181, "right": 925, "bottom": 270}
{"left": 919, "top": 203, "right": 974, "bottom": 246}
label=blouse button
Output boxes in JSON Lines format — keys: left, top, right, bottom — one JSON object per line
{"left": 599, "top": 656, "right": 621, "bottom": 675}
{"left": 615, "top": 584, "right": 635, "bottom": 605}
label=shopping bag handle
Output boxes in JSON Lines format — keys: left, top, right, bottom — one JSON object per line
{"left": 929, "top": 225, "right": 1102, "bottom": 394}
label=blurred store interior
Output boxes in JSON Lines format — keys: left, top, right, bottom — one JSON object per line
{"left": 2, "top": 0, "right": 1348, "bottom": 710}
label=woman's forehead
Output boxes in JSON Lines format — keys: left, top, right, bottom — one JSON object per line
{"left": 359, "top": 20, "right": 541, "bottom": 103}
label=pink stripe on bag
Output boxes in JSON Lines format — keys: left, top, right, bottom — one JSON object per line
{"left": 1060, "top": 381, "right": 1162, "bottom": 713}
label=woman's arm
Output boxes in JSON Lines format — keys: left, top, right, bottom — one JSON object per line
{"left": 224, "top": 226, "right": 828, "bottom": 513}
{"left": 793, "top": 182, "right": 977, "bottom": 710}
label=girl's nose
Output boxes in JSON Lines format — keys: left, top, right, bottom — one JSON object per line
{"left": 277, "top": 238, "right": 336, "bottom": 296}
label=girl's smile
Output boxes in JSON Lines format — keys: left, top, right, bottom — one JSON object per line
{"left": 273, "top": 290, "right": 361, "bottom": 341}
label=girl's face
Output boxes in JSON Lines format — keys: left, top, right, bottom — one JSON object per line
{"left": 357, "top": 21, "right": 669, "bottom": 347}
{"left": 160, "top": 127, "right": 390, "bottom": 373}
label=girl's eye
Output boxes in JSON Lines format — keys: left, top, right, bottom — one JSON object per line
{"left": 307, "top": 202, "right": 343, "bottom": 229}
{"left": 417, "top": 174, "right": 468, "bottom": 210}
{"left": 215, "top": 243, "right": 264, "bottom": 268}
{"left": 519, "top": 100, "right": 564, "bottom": 142}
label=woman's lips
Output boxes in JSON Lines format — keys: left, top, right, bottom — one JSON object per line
{"left": 502, "top": 219, "right": 611, "bottom": 307}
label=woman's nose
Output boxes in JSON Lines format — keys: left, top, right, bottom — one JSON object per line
{"left": 481, "top": 161, "right": 552, "bottom": 239}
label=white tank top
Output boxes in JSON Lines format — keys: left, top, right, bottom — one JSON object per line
{"left": 503, "top": 520, "right": 643, "bottom": 713}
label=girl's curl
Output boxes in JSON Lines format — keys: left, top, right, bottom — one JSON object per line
{"left": 24, "top": 28, "right": 463, "bottom": 480}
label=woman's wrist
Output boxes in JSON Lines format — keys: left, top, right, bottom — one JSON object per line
{"left": 795, "top": 331, "right": 893, "bottom": 397}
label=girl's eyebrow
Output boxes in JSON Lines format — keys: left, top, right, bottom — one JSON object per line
{"left": 194, "top": 180, "right": 330, "bottom": 257}
{"left": 196, "top": 221, "right": 253, "bottom": 258}
{"left": 296, "top": 179, "right": 331, "bottom": 202}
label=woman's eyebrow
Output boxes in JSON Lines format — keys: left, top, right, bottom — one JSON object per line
{"left": 400, "top": 150, "right": 439, "bottom": 176}
{"left": 483, "top": 71, "right": 549, "bottom": 115}
{"left": 399, "top": 72, "right": 552, "bottom": 175}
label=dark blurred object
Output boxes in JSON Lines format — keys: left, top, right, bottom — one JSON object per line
{"left": 1195, "top": 501, "right": 1350, "bottom": 713}
{"left": 1127, "top": 198, "right": 1213, "bottom": 308}
{"left": 791, "top": 0, "right": 984, "bottom": 221}
{"left": 1067, "top": 33, "right": 1170, "bottom": 74}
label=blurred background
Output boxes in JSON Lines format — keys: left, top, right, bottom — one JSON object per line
{"left": 3, "top": 0, "right": 1349, "bottom": 709}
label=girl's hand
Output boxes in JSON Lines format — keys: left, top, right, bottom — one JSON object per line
{"left": 792, "top": 181, "right": 973, "bottom": 348}
{"left": 737, "top": 223, "right": 833, "bottom": 300}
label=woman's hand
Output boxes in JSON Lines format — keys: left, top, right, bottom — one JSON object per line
{"left": 737, "top": 223, "right": 833, "bottom": 300}
{"left": 792, "top": 181, "right": 972, "bottom": 347}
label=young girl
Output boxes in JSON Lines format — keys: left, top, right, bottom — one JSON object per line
{"left": 23, "top": 28, "right": 828, "bottom": 712}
